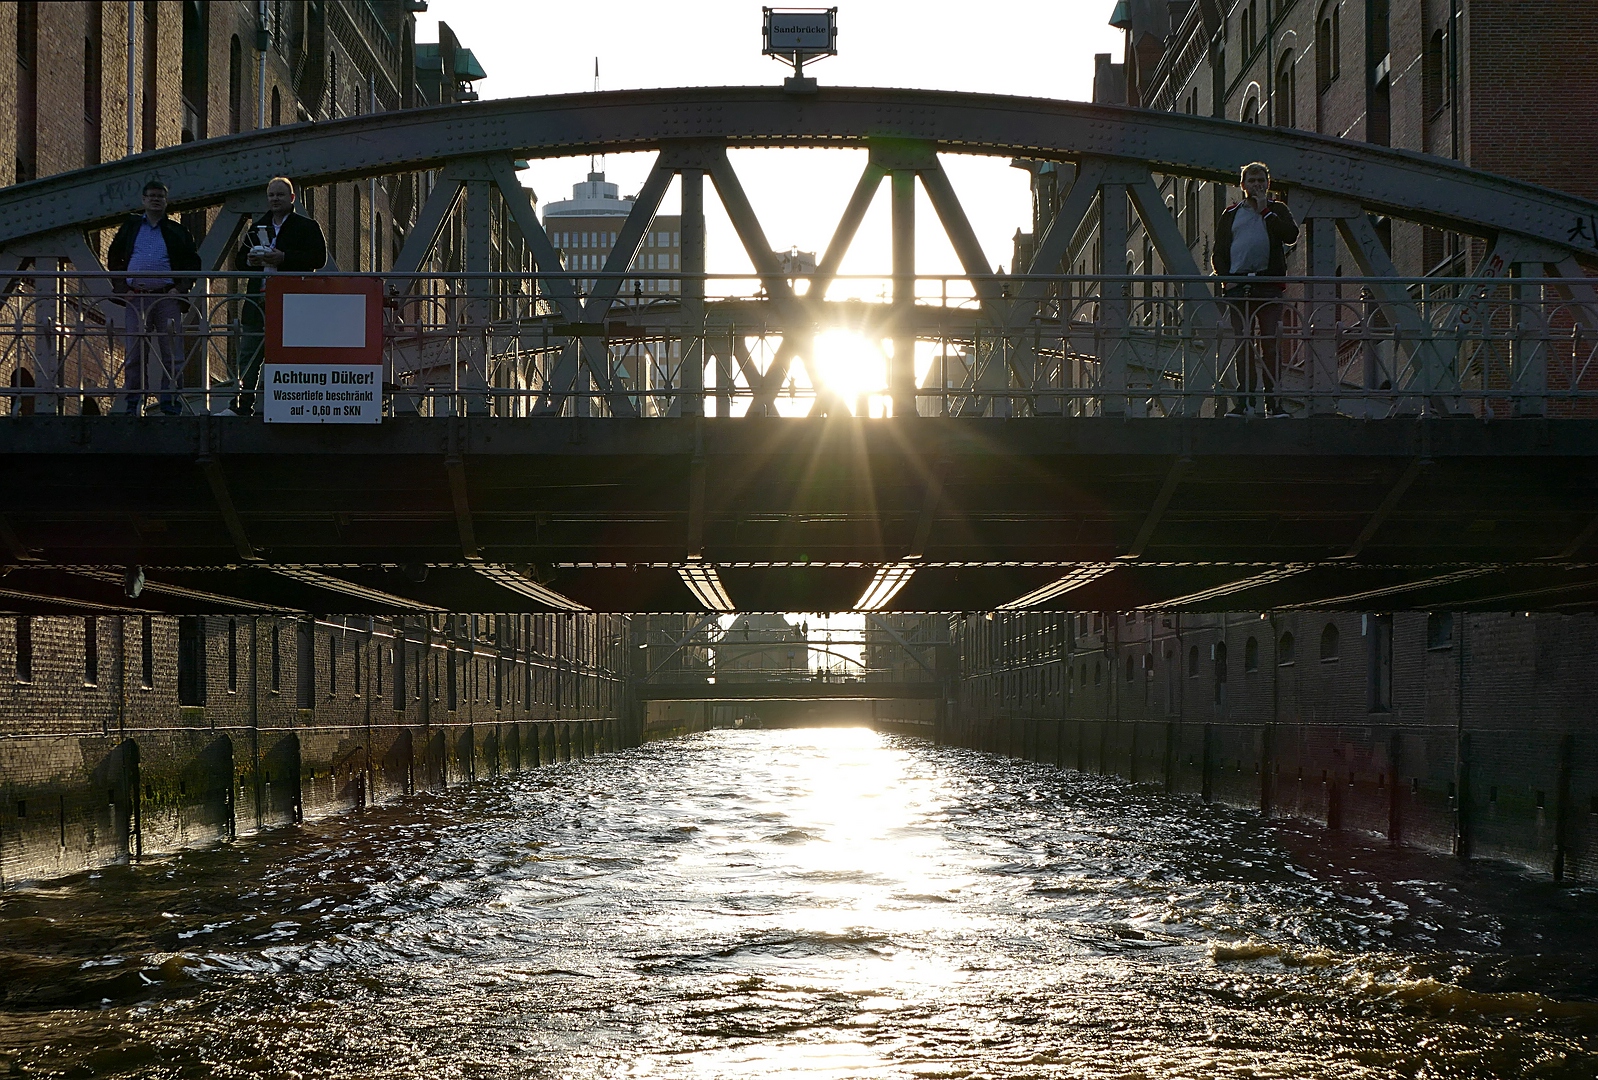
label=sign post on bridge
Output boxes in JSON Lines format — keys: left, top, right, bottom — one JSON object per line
{"left": 261, "top": 276, "right": 385, "bottom": 424}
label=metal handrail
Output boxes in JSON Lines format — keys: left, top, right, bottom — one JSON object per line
{"left": 0, "top": 270, "right": 1591, "bottom": 420}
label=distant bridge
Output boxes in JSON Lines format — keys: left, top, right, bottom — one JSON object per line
{"left": 633, "top": 681, "right": 941, "bottom": 701}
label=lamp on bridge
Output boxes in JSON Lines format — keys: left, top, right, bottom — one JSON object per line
{"left": 762, "top": 7, "right": 837, "bottom": 94}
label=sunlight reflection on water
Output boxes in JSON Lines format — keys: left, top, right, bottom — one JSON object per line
{"left": 2, "top": 726, "right": 1596, "bottom": 1079}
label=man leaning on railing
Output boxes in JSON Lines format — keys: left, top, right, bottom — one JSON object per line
{"left": 106, "top": 180, "right": 200, "bottom": 416}
{"left": 230, "top": 176, "right": 328, "bottom": 417}
{"left": 1214, "top": 161, "right": 1299, "bottom": 417}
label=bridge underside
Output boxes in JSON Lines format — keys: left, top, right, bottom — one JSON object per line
{"left": 3, "top": 416, "right": 1598, "bottom": 614}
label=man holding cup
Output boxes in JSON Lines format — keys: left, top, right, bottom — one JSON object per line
{"left": 1214, "top": 161, "right": 1299, "bottom": 417}
{"left": 230, "top": 176, "right": 327, "bottom": 416}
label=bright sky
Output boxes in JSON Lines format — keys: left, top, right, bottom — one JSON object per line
{"left": 416, "top": 1, "right": 1125, "bottom": 280}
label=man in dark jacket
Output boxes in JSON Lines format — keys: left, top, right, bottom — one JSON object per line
{"left": 106, "top": 180, "right": 201, "bottom": 415}
{"left": 230, "top": 176, "right": 328, "bottom": 416}
{"left": 1214, "top": 161, "right": 1299, "bottom": 416}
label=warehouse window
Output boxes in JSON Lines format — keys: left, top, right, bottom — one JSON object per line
{"left": 14, "top": 617, "right": 33, "bottom": 682}
{"left": 1320, "top": 622, "right": 1340, "bottom": 662}
{"left": 141, "top": 616, "right": 154, "bottom": 688}
{"left": 1277, "top": 631, "right": 1295, "bottom": 666}
{"left": 1244, "top": 637, "right": 1259, "bottom": 672}
{"left": 1426, "top": 612, "right": 1454, "bottom": 650}
{"left": 84, "top": 617, "right": 99, "bottom": 686}
{"left": 177, "top": 616, "right": 206, "bottom": 705}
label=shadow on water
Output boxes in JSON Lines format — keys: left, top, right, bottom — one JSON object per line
{"left": 2, "top": 726, "right": 1596, "bottom": 1078}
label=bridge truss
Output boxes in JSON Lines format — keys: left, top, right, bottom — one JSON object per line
{"left": 2, "top": 88, "right": 1598, "bottom": 615}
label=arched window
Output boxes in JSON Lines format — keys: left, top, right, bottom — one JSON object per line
{"left": 1126, "top": 653, "right": 1135, "bottom": 681}
{"left": 1094, "top": 660, "right": 1102, "bottom": 686}
{"left": 1320, "top": 622, "right": 1340, "bottom": 661}
{"left": 1188, "top": 644, "right": 1199, "bottom": 676}
{"left": 1244, "top": 637, "right": 1259, "bottom": 672}
{"left": 1213, "top": 641, "right": 1228, "bottom": 703}
{"left": 1278, "top": 631, "right": 1295, "bottom": 665}
{"left": 1242, "top": 95, "right": 1260, "bottom": 125}
{"left": 1275, "top": 51, "right": 1295, "bottom": 127}
{"left": 1316, "top": 2, "right": 1340, "bottom": 95}
{"left": 1427, "top": 612, "right": 1454, "bottom": 650}
{"left": 270, "top": 85, "right": 281, "bottom": 126}
{"left": 1184, "top": 180, "right": 1200, "bottom": 246}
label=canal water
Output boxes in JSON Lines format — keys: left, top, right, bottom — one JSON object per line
{"left": 3, "top": 727, "right": 1596, "bottom": 1078}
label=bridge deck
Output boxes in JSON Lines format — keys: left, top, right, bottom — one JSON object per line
{"left": 3, "top": 415, "right": 1598, "bottom": 616}
{"left": 3, "top": 415, "right": 1598, "bottom": 613}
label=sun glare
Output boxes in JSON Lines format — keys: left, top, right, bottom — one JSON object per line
{"left": 807, "top": 329, "right": 887, "bottom": 413}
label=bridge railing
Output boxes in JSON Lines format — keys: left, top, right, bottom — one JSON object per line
{"left": 0, "top": 271, "right": 1592, "bottom": 419}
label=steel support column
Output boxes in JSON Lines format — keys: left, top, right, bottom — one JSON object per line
{"left": 892, "top": 171, "right": 917, "bottom": 417}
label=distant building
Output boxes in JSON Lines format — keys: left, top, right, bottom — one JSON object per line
{"left": 542, "top": 171, "right": 682, "bottom": 299}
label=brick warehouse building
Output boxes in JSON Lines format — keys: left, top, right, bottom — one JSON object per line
{"left": 976, "top": 1, "right": 1598, "bottom": 883}
{"left": 0, "top": 2, "right": 626, "bottom": 887}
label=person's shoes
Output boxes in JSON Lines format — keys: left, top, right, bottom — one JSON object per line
{"left": 1267, "top": 408, "right": 1291, "bottom": 418}
{"left": 1223, "top": 407, "right": 1245, "bottom": 417}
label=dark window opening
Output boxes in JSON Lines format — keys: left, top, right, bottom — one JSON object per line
{"left": 178, "top": 616, "right": 206, "bottom": 706}
{"left": 141, "top": 1, "right": 158, "bottom": 151}
{"left": 271, "top": 85, "right": 281, "bottom": 126}
{"left": 1188, "top": 644, "right": 1199, "bottom": 676}
{"left": 226, "top": 619, "right": 238, "bottom": 693}
{"left": 1274, "top": 52, "right": 1295, "bottom": 128}
{"left": 296, "top": 619, "right": 314, "bottom": 709}
{"left": 180, "top": 0, "right": 208, "bottom": 142}
{"left": 1320, "top": 622, "right": 1340, "bottom": 662}
{"left": 84, "top": 616, "right": 99, "bottom": 686}
{"left": 1278, "top": 631, "right": 1295, "bottom": 666}
{"left": 1244, "top": 637, "right": 1259, "bottom": 672}
{"left": 1213, "top": 641, "right": 1227, "bottom": 704}
{"left": 15, "top": 617, "right": 33, "bottom": 682}
{"left": 1366, "top": 0, "right": 1391, "bottom": 146}
{"left": 228, "top": 34, "right": 243, "bottom": 134}
{"left": 1426, "top": 612, "right": 1454, "bottom": 650}
{"left": 271, "top": 620, "right": 282, "bottom": 693}
{"left": 140, "top": 616, "right": 155, "bottom": 688}
{"left": 1423, "top": 28, "right": 1446, "bottom": 117}
{"left": 16, "top": 0, "right": 39, "bottom": 182}
{"left": 1368, "top": 613, "right": 1392, "bottom": 712}
{"left": 393, "top": 635, "right": 408, "bottom": 711}
{"left": 84, "top": 4, "right": 104, "bottom": 166}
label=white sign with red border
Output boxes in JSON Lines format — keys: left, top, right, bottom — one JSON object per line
{"left": 262, "top": 276, "right": 385, "bottom": 424}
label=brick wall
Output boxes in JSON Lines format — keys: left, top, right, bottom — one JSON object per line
{"left": 951, "top": 608, "right": 1598, "bottom": 881}
{"left": 0, "top": 613, "right": 637, "bottom": 886}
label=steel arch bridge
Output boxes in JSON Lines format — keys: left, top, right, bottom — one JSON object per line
{"left": 2, "top": 87, "right": 1598, "bottom": 616}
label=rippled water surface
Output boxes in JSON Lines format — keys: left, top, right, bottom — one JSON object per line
{"left": 4, "top": 727, "right": 1597, "bottom": 1078}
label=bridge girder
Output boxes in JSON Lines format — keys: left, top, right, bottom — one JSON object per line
{"left": 0, "top": 87, "right": 1596, "bottom": 262}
